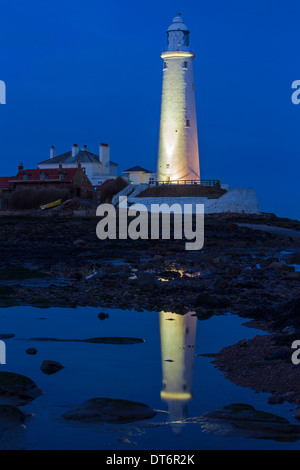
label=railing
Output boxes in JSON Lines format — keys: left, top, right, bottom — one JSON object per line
{"left": 150, "top": 179, "right": 220, "bottom": 187}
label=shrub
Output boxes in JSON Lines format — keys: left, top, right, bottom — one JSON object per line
{"left": 100, "top": 177, "right": 128, "bottom": 203}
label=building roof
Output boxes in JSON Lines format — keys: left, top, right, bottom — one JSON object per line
{"left": 39, "top": 150, "right": 118, "bottom": 167}
{"left": 0, "top": 177, "right": 12, "bottom": 190}
{"left": 122, "top": 166, "right": 153, "bottom": 173}
{"left": 11, "top": 168, "right": 79, "bottom": 183}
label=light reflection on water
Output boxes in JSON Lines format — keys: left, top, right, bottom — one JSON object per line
{"left": 0, "top": 306, "right": 297, "bottom": 450}
{"left": 159, "top": 311, "right": 197, "bottom": 434}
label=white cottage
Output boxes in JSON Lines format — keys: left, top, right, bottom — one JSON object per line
{"left": 38, "top": 143, "right": 118, "bottom": 186}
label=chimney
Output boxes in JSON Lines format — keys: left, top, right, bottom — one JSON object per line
{"left": 18, "top": 163, "right": 24, "bottom": 172}
{"left": 83, "top": 145, "right": 88, "bottom": 150}
{"left": 72, "top": 144, "right": 79, "bottom": 157}
{"left": 99, "top": 143, "right": 110, "bottom": 175}
{"left": 50, "top": 146, "right": 56, "bottom": 159}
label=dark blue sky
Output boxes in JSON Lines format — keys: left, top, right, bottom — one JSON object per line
{"left": 1, "top": 0, "right": 299, "bottom": 219}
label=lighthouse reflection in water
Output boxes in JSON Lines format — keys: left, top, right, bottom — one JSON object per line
{"left": 159, "top": 311, "right": 197, "bottom": 434}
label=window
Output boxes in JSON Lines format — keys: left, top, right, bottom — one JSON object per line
{"left": 186, "top": 119, "right": 191, "bottom": 127}
{"left": 183, "top": 31, "right": 189, "bottom": 47}
{"left": 163, "top": 61, "right": 167, "bottom": 70}
{"left": 166, "top": 164, "right": 170, "bottom": 169}
{"left": 183, "top": 61, "right": 188, "bottom": 69}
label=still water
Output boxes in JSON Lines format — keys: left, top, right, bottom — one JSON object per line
{"left": 0, "top": 306, "right": 298, "bottom": 450}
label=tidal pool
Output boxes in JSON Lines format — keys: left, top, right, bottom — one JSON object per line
{"left": 0, "top": 306, "right": 297, "bottom": 450}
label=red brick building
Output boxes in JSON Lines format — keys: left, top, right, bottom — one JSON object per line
{"left": 9, "top": 163, "right": 92, "bottom": 197}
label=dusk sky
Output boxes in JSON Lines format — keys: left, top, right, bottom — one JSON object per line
{"left": 1, "top": 0, "right": 299, "bottom": 219}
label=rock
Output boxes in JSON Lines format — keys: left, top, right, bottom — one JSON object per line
{"left": 268, "top": 396, "right": 284, "bottom": 405}
{"left": 284, "top": 272, "right": 300, "bottom": 281}
{"left": 0, "top": 405, "right": 32, "bottom": 447}
{"left": 265, "top": 262, "right": 295, "bottom": 272}
{"left": 235, "top": 281, "right": 264, "bottom": 289}
{"left": 282, "top": 326, "right": 296, "bottom": 334}
{"left": 26, "top": 348, "right": 38, "bottom": 355}
{"left": 213, "top": 278, "right": 229, "bottom": 291}
{"left": 294, "top": 408, "right": 300, "bottom": 421}
{"left": 228, "top": 265, "right": 241, "bottom": 275}
{"left": 40, "top": 360, "right": 64, "bottom": 375}
{"left": 195, "top": 294, "right": 230, "bottom": 308}
{"left": 73, "top": 239, "right": 86, "bottom": 248}
{"left": 62, "top": 397, "right": 156, "bottom": 424}
{"left": 202, "top": 403, "right": 300, "bottom": 442}
{"left": 31, "top": 337, "right": 145, "bottom": 345}
{"left": 195, "top": 294, "right": 217, "bottom": 307}
{"left": 0, "top": 404, "right": 31, "bottom": 428}
{"left": 273, "top": 298, "right": 300, "bottom": 329}
{"left": 265, "top": 350, "right": 291, "bottom": 361}
{"left": 137, "top": 272, "right": 158, "bottom": 289}
{"left": 98, "top": 312, "right": 109, "bottom": 320}
{"left": 0, "top": 334, "right": 15, "bottom": 340}
{"left": 0, "top": 372, "right": 43, "bottom": 404}
{"left": 212, "top": 257, "right": 227, "bottom": 266}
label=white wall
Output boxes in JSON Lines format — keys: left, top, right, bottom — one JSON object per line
{"left": 127, "top": 188, "right": 260, "bottom": 214}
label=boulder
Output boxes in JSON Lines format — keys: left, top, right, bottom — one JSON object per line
{"left": 201, "top": 403, "right": 300, "bottom": 442}
{"left": 40, "top": 360, "right": 64, "bottom": 375}
{"left": 25, "top": 348, "right": 38, "bottom": 355}
{"left": 0, "top": 372, "right": 43, "bottom": 404}
{"left": 137, "top": 272, "right": 158, "bottom": 289}
{"left": 62, "top": 397, "right": 156, "bottom": 424}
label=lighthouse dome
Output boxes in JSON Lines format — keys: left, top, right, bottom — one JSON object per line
{"left": 166, "top": 14, "right": 190, "bottom": 51}
{"left": 167, "top": 14, "right": 189, "bottom": 33}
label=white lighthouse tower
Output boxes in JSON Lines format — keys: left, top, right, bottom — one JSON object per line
{"left": 157, "top": 14, "right": 200, "bottom": 182}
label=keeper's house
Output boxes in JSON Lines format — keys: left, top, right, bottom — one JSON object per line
{"left": 38, "top": 143, "right": 118, "bottom": 186}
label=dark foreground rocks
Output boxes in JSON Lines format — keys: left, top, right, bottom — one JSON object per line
{"left": 213, "top": 332, "right": 300, "bottom": 404}
{"left": 201, "top": 404, "right": 300, "bottom": 442}
{"left": 0, "top": 405, "right": 33, "bottom": 449}
{"left": 0, "top": 404, "right": 31, "bottom": 429}
{"left": 0, "top": 213, "right": 298, "bottom": 316}
{"left": 0, "top": 372, "right": 43, "bottom": 405}
{"left": 62, "top": 398, "right": 156, "bottom": 424}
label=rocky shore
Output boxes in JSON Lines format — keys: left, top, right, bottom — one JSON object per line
{"left": 0, "top": 211, "right": 299, "bottom": 405}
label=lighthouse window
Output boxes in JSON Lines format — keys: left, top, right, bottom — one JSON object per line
{"left": 186, "top": 119, "right": 191, "bottom": 127}
{"left": 166, "top": 164, "right": 170, "bottom": 169}
{"left": 163, "top": 61, "right": 167, "bottom": 69}
{"left": 183, "top": 61, "right": 188, "bottom": 69}
{"left": 183, "top": 31, "right": 189, "bottom": 46}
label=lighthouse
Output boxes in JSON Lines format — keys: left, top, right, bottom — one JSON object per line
{"left": 157, "top": 14, "right": 200, "bottom": 182}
